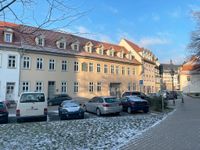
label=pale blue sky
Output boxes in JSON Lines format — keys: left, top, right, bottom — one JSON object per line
{"left": 2, "top": 0, "right": 200, "bottom": 64}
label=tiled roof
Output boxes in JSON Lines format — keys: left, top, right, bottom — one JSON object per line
{"left": 0, "top": 21, "right": 141, "bottom": 65}
{"left": 123, "top": 39, "right": 142, "bottom": 53}
{"left": 181, "top": 56, "right": 200, "bottom": 71}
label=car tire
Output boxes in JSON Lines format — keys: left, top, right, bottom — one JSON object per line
{"left": 127, "top": 107, "right": 132, "bottom": 114}
{"left": 143, "top": 108, "right": 149, "bottom": 113}
{"left": 48, "top": 102, "right": 53, "bottom": 106}
{"left": 96, "top": 108, "right": 101, "bottom": 116}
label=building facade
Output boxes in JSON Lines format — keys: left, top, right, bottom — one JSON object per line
{"left": 180, "top": 56, "right": 200, "bottom": 94}
{"left": 0, "top": 21, "right": 141, "bottom": 100}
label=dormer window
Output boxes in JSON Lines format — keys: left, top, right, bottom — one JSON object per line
{"left": 35, "top": 35, "right": 45, "bottom": 46}
{"left": 96, "top": 44, "right": 104, "bottom": 55}
{"left": 56, "top": 38, "right": 66, "bottom": 49}
{"left": 119, "top": 51, "right": 124, "bottom": 58}
{"left": 4, "top": 32, "right": 13, "bottom": 43}
{"left": 108, "top": 49, "right": 114, "bottom": 57}
{"left": 71, "top": 40, "right": 80, "bottom": 51}
{"left": 85, "top": 42, "right": 93, "bottom": 53}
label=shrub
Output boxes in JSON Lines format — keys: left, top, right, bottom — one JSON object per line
{"left": 149, "top": 96, "right": 168, "bottom": 112}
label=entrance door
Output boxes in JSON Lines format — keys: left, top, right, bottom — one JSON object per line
{"left": 48, "top": 81, "right": 55, "bottom": 100}
{"left": 6, "top": 82, "right": 15, "bottom": 101}
{"left": 110, "top": 83, "right": 121, "bottom": 97}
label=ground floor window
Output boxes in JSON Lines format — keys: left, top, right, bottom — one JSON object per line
{"left": 89, "top": 82, "right": 94, "bottom": 92}
{"left": 74, "top": 82, "right": 79, "bottom": 93}
{"left": 36, "top": 82, "right": 43, "bottom": 92}
{"left": 61, "top": 81, "right": 67, "bottom": 93}
{"left": 97, "top": 82, "right": 101, "bottom": 92}
{"left": 128, "top": 83, "right": 131, "bottom": 91}
{"left": 22, "top": 81, "right": 30, "bottom": 92}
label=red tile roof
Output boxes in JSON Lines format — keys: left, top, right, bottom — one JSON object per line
{"left": 124, "top": 39, "right": 142, "bottom": 53}
{"left": 0, "top": 21, "right": 141, "bottom": 65}
{"left": 181, "top": 56, "right": 200, "bottom": 71}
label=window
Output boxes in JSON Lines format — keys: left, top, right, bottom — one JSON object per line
{"left": 49, "top": 59, "right": 55, "bottom": 70}
{"left": 74, "top": 61, "right": 79, "bottom": 72}
{"left": 128, "top": 83, "right": 131, "bottom": 91}
{"left": 187, "top": 76, "right": 190, "bottom": 81}
{"left": 8, "top": 55, "right": 16, "bottom": 68}
{"left": 74, "top": 82, "right": 79, "bottom": 93}
{"left": 61, "top": 81, "right": 67, "bottom": 93}
{"left": 104, "top": 64, "right": 108, "bottom": 73}
{"left": 35, "top": 36, "right": 45, "bottom": 46}
{"left": 116, "top": 66, "right": 119, "bottom": 75}
{"left": 72, "top": 44, "right": 79, "bottom": 51}
{"left": 99, "top": 48, "right": 104, "bottom": 55}
{"left": 36, "top": 58, "right": 43, "bottom": 70}
{"left": 97, "top": 64, "right": 101, "bottom": 73}
{"left": 89, "top": 82, "right": 94, "bottom": 92}
{"left": 122, "top": 67, "right": 125, "bottom": 75}
{"left": 35, "top": 82, "right": 43, "bottom": 92}
{"left": 22, "top": 56, "right": 30, "bottom": 69}
{"left": 109, "top": 50, "right": 114, "bottom": 57}
{"left": 82, "top": 62, "right": 88, "bottom": 72}
{"left": 133, "top": 83, "right": 137, "bottom": 91}
{"left": 127, "top": 67, "right": 130, "bottom": 75}
{"left": 111, "top": 65, "right": 114, "bottom": 74}
{"left": 4, "top": 32, "right": 12, "bottom": 43}
{"left": 89, "top": 63, "right": 93, "bottom": 72}
{"left": 59, "top": 42, "right": 65, "bottom": 49}
{"left": 61, "top": 60, "right": 68, "bottom": 71}
{"left": 21, "top": 82, "right": 30, "bottom": 92}
{"left": 133, "top": 67, "right": 136, "bottom": 75}
{"left": 86, "top": 46, "right": 92, "bottom": 53}
{"left": 97, "top": 82, "right": 101, "bottom": 92}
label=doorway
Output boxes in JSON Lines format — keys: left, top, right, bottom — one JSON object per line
{"left": 48, "top": 81, "right": 55, "bottom": 100}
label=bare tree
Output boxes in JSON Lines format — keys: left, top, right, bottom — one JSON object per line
{"left": 189, "top": 11, "right": 200, "bottom": 57}
{"left": 0, "top": 0, "right": 88, "bottom": 33}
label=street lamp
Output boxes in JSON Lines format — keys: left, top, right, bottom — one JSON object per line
{"left": 170, "top": 60, "right": 175, "bottom": 105}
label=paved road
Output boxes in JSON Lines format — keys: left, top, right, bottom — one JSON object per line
{"left": 121, "top": 96, "right": 200, "bottom": 150}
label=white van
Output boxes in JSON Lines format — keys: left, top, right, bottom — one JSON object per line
{"left": 16, "top": 92, "right": 47, "bottom": 122}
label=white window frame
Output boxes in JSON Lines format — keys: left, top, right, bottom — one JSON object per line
{"left": 111, "top": 65, "right": 114, "bottom": 74}
{"left": 122, "top": 67, "right": 125, "bottom": 75}
{"left": 89, "top": 63, "right": 93, "bottom": 72}
{"left": 49, "top": 59, "right": 55, "bottom": 71}
{"left": 36, "top": 58, "right": 43, "bottom": 70}
{"left": 116, "top": 66, "right": 119, "bottom": 75}
{"left": 97, "top": 82, "right": 102, "bottom": 92}
{"left": 22, "top": 56, "right": 31, "bottom": 69}
{"left": 97, "top": 64, "right": 101, "bottom": 73}
{"left": 104, "top": 64, "right": 108, "bottom": 74}
{"left": 4, "top": 32, "right": 12, "bottom": 43}
{"left": 74, "top": 61, "right": 79, "bottom": 72}
{"left": 127, "top": 67, "right": 130, "bottom": 75}
{"left": 21, "top": 81, "right": 30, "bottom": 92}
{"left": 61, "top": 81, "right": 67, "bottom": 93}
{"left": 61, "top": 60, "right": 68, "bottom": 71}
{"left": 8, "top": 55, "right": 16, "bottom": 68}
{"left": 35, "top": 81, "right": 43, "bottom": 92}
{"left": 74, "top": 82, "right": 79, "bottom": 93}
{"left": 88, "top": 82, "right": 94, "bottom": 92}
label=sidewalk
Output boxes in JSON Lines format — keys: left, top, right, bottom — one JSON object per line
{"left": 120, "top": 96, "right": 200, "bottom": 150}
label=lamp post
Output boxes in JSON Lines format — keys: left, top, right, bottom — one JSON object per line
{"left": 170, "top": 60, "right": 175, "bottom": 105}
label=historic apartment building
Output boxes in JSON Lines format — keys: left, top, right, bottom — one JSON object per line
{"left": 119, "top": 39, "right": 159, "bottom": 93}
{"left": 0, "top": 21, "right": 141, "bottom": 100}
{"left": 179, "top": 56, "right": 200, "bottom": 94}
{"left": 161, "top": 63, "right": 180, "bottom": 91}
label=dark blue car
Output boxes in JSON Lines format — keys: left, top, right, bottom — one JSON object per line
{"left": 0, "top": 102, "right": 9, "bottom": 123}
{"left": 120, "top": 96, "right": 149, "bottom": 114}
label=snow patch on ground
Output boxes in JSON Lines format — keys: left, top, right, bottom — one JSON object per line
{"left": 0, "top": 112, "right": 172, "bottom": 150}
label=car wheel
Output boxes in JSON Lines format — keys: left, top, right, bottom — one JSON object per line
{"left": 127, "top": 107, "right": 132, "bottom": 114}
{"left": 96, "top": 108, "right": 101, "bottom": 116}
{"left": 48, "top": 102, "right": 52, "bottom": 106}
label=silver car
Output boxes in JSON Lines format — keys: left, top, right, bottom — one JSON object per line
{"left": 83, "top": 96, "right": 122, "bottom": 116}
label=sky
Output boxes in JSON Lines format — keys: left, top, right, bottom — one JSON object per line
{"left": 2, "top": 0, "right": 200, "bottom": 64}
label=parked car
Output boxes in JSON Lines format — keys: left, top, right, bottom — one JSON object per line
{"left": 0, "top": 101, "right": 9, "bottom": 123}
{"left": 58, "top": 100, "right": 84, "bottom": 120}
{"left": 122, "top": 91, "right": 150, "bottom": 101}
{"left": 48, "top": 94, "right": 72, "bottom": 106}
{"left": 120, "top": 96, "right": 149, "bottom": 113}
{"left": 16, "top": 92, "right": 47, "bottom": 122}
{"left": 83, "top": 96, "right": 122, "bottom": 116}
{"left": 2, "top": 100, "right": 11, "bottom": 108}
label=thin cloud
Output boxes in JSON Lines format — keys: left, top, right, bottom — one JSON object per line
{"left": 107, "top": 6, "right": 119, "bottom": 14}
{"left": 139, "top": 37, "right": 170, "bottom": 47}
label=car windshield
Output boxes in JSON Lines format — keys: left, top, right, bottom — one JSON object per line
{"left": 20, "top": 93, "right": 45, "bottom": 103}
{"left": 104, "top": 97, "right": 118, "bottom": 103}
{"left": 128, "top": 96, "right": 143, "bottom": 101}
{"left": 63, "top": 102, "right": 79, "bottom": 108}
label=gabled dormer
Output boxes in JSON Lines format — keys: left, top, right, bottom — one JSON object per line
{"left": 96, "top": 44, "right": 104, "bottom": 55}
{"left": 56, "top": 37, "right": 66, "bottom": 49}
{"left": 126, "top": 52, "right": 132, "bottom": 60}
{"left": 117, "top": 49, "right": 124, "bottom": 58}
{"left": 71, "top": 40, "right": 80, "bottom": 51}
{"left": 84, "top": 41, "right": 93, "bottom": 53}
{"left": 107, "top": 47, "right": 115, "bottom": 57}
{"left": 4, "top": 28, "right": 13, "bottom": 43}
{"left": 35, "top": 35, "right": 45, "bottom": 46}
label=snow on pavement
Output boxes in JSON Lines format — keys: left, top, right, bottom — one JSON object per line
{"left": 0, "top": 112, "right": 171, "bottom": 150}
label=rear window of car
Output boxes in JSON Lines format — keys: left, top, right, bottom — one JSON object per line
{"left": 20, "top": 93, "right": 45, "bottom": 103}
{"left": 104, "top": 98, "right": 119, "bottom": 103}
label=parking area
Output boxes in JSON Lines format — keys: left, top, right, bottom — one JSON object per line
{"left": 6, "top": 104, "right": 141, "bottom": 123}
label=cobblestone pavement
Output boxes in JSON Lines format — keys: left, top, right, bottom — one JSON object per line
{"left": 120, "top": 96, "right": 200, "bottom": 150}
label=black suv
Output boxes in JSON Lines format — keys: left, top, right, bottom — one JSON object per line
{"left": 122, "top": 91, "right": 150, "bottom": 101}
{"left": 48, "top": 94, "right": 72, "bottom": 106}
